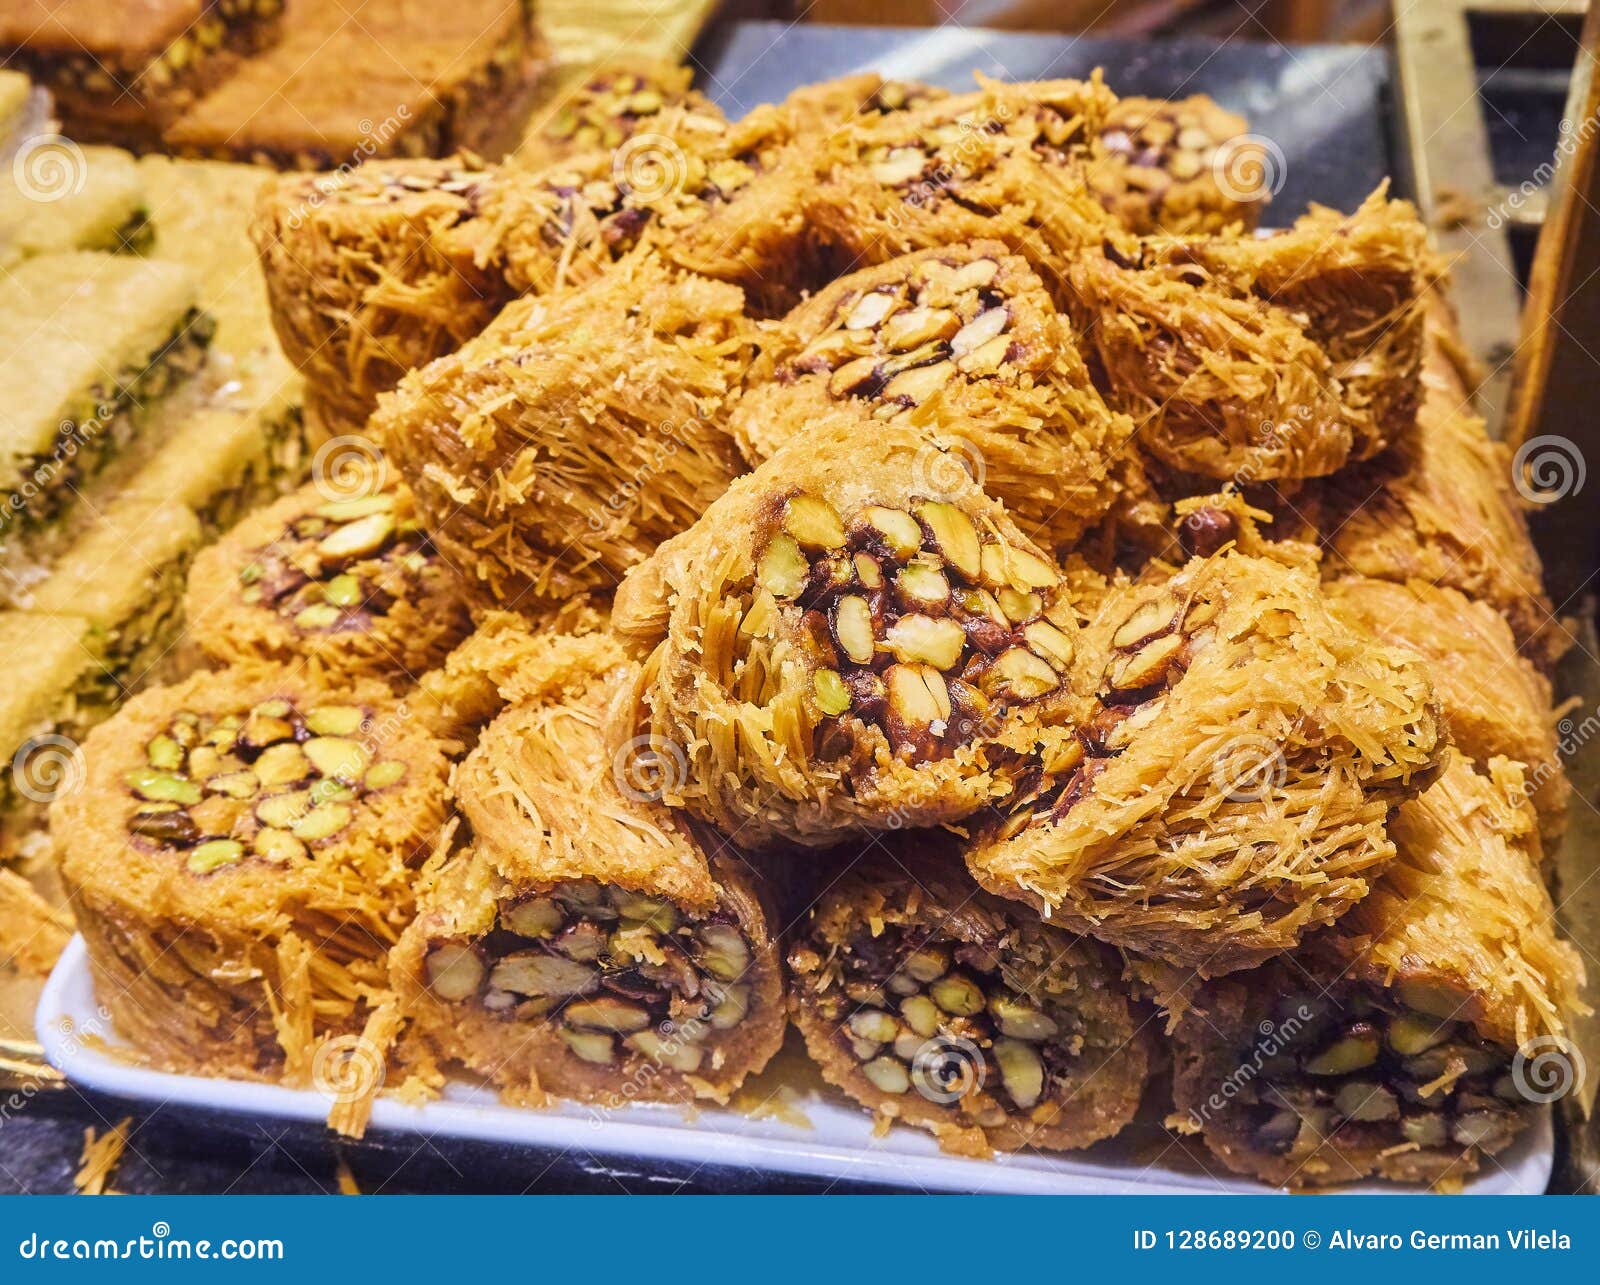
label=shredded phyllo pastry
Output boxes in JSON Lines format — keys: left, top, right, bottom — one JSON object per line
{"left": 1171, "top": 756, "right": 1587, "bottom": 1186}
{"left": 53, "top": 666, "right": 451, "bottom": 1079}
{"left": 789, "top": 851, "right": 1151, "bottom": 1158}
{"left": 965, "top": 545, "right": 1444, "bottom": 974}
{"left": 393, "top": 660, "right": 784, "bottom": 1105}
{"left": 614, "top": 415, "right": 1090, "bottom": 846}
{"left": 35, "top": 64, "right": 1575, "bottom": 1186}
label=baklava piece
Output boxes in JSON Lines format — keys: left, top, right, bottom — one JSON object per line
{"left": 376, "top": 255, "right": 752, "bottom": 605}
{"left": 0, "top": 0, "right": 284, "bottom": 147}
{"left": 966, "top": 549, "right": 1444, "bottom": 974}
{"left": 732, "top": 241, "right": 1134, "bottom": 550}
{"left": 1172, "top": 755, "right": 1585, "bottom": 1186}
{"left": 1064, "top": 189, "right": 1433, "bottom": 481}
{"left": 1328, "top": 576, "right": 1567, "bottom": 841}
{"left": 164, "top": 0, "right": 544, "bottom": 166}
{"left": 1088, "top": 94, "right": 1266, "bottom": 234}
{"left": 54, "top": 666, "right": 451, "bottom": 1079}
{"left": 515, "top": 59, "right": 721, "bottom": 169}
{"left": 775, "top": 73, "right": 948, "bottom": 137}
{"left": 789, "top": 854, "right": 1150, "bottom": 1157}
{"left": 806, "top": 75, "right": 1132, "bottom": 277}
{"left": 612, "top": 415, "right": 1087, "bottom": 847}
{"left": 184, "top": 479, "right": 472, "bottom": 684}
{"left": 394, "top": 669, "right": 784, "bottom": 1105}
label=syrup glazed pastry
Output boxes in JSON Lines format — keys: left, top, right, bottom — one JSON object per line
{"left": 1064, "top": 189, "right": 1433, "bottom": 481}
{"left": 806, "top": 74, "right": 1134, "bottom": 276}
{"left": 515, "top": 59, "right": 723, "bottom": 170}
{"left": 966, "top": 549, "right": 1445, "bottom": 975}
{"left": 1327, "top": 577, "right": 1568, "bottom": 842}
{"left": 1088, "top": 94, "right": 1266, "bottom": 235}
{"left": 1171, "top": 755, "right": 1586, "bottom": 1186}
{"left": 393, "top": 672, "right": 784, "bottom": 1104}
{"left": 1311, "top": 336, "right": 1565, "bottom": 670}
{"left": 184, "top": 479, "right": 473, "bottom": 685}
{"left": 731, "top": 241, "right": 1134, "bottom": 550}
{"left": 53, "top": 666, "right": 451, "bottom": 1080}
{"left": 774, "top": 73, "right": 949, "bottom": 137}
{"left": 251, "top": 157, "right": 515, "bottom": 438}
{"left": 613, "top": 416, "right": 1088, "bottom": 848}
{"left": 376, "top": 255, "right": 752, "bottom": 606}
{"left": 788, "top": 854, "right": 1151, "bottom": 1158}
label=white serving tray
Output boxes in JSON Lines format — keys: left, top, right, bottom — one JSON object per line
{"left": 38, "top": 937, "right": 1551, "bottom": 1195}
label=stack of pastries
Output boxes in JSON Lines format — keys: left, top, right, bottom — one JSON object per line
{"left": 52, "top": 66, "right": 1585, "bottom": 1189}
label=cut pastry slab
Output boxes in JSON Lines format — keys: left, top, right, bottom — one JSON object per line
{"left": 789, "top": 852, "right": 1151, "bottom": 1157}
{"left": 1171, "top": 755, "right": 1585, "bottom": 1186}
{"left": 966, "top": 548, "right": 1445, "bottom": 974}
{"left": 732, "top": 241, "right": 1134, "bottom": 551}
{"left": 613, "top": 413, "right": 1089, "bottom": 848}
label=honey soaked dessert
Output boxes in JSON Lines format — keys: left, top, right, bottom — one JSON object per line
{"left": 184, "top": 478, "right": 472, "bottom": 684}
{"left": 613, "top": 415, "right": 1087, "bottom": 847}
{"left": 789, "top": 854, "right": 1151, "bottom": 1157}
{"left": 1172, "top": 756, "right": 1586, "bottom": 1185}
{"left": 1065, "top": 189, "right": 1433, "bottom": 481}
{"left": 731, "top": 241, "right": 1134, "bottom": 550}
{"left": 54, "top": 666, "right": 451, "bottom": 1078}
{"left": 376, "top": 254, "right": 751, "bottom": 605}
{"left": 806, "top": 75, "right": 1133, "bottom": 275}
{"left": 515, "top": 60, "right": 722, "bottom": 169}
{"left": 966, "top": 547, "right": 1445, "bottom": 974}
{"left": 1088, "top": 94, "right": 1267, "bottom": 234}
{"left": 394, "top": 666, "right": 784, "bottom": 1104}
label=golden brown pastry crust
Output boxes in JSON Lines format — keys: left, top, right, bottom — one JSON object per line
{"left": 514, "top": 60, "right": 722, "bottom": 171}
{"left": 1170, "top": 755, "right": 1585, "bottom": 1187}
{"left": 392, "top": 670, "right": 785, "bottom": 1105}
{"left": 731, "top": 241, "right": 1134, "bottom": 551}
{"left": 53, "top": 665, "right": 451, "bottom": 1080}
{"left": 614, "top": 414, "right": 1091, "bottom": 847}
{"left": 376, "top": 253, "right": 752, "bottom": 606}
{"left": 965, "top": 548, "right": 1444, "bottom": 974}
{"left": 1328, "top": 576, "right": 1568, "bottom": 841}
{"left": 789, "top": 853, "right": 1151, "bottom": 1157}
{"left": 184, "top": 479, "right": 472, "bottom": 686}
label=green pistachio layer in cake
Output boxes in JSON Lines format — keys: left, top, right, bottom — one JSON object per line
{"left": 0, "top": 253, "right": 211, "bottom": 550}
{"left": 0, "top": 0, "right": 287, "bottom": 148}
{"left": 0, "top": 146, "right": 151, "bottom": 265}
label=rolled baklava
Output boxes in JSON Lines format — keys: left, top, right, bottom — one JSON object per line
{"left": 1328, "top": 576, "right": 1568, "bottom": 840}
{"left": 376, "top": 254, "right": 752, "bottom": 605}
{"left": 731, "top": 241, "right": 1134, "bottom": 550}
{"left": 184, "top": 478, "right": 472, "bottom": 684}
{"left": 806, "top": 75, "right": 1132, "bottom": 275}
{"left": 54, "top": 665, "right": 452, "bottom": 1079}
{"left": 393, "top": 669, "right": 785, "bottom": 1105}
{"left": 515, "top": 59, "right": 722, "bottom": 169}
{"left": 1064, "top": 188, "right": 1433, "bottom": 481}
{"left": 965, "top": 548, "right": 1445, "bottom": 974}
{"left": 789, "top": 854, "right": 1151, "bottom": 1157}
{"left": 1088, "top": 94, "right": 1267, "bottom": 234}
{"left": 1171, "top": 755, "right": 1586, "bottom": 1186}
{"left": 613, "top": 414, "right": 1087, "bottom": 848}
